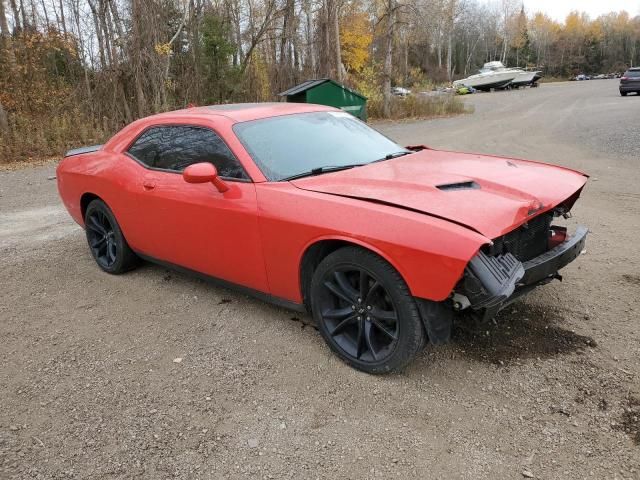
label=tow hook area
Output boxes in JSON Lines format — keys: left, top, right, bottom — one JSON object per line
{"left": 452, "top": 293, "right": 471, "bottom": 311}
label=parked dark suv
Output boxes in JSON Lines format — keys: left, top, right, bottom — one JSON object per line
{"left": 620, "top": 68, "right": 640, "bottom": 96}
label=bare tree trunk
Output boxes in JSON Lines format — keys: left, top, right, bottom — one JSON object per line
{"left": 404, "top": 35, "right": 408, "bottom": 84}
{"left": 278, "top": 0, "right": 294, "bottom": 88}
{"left": 437, "top": 27, "right": 442, "bottom": 68}
{"left": 69, "top": 0, "right": 93, "bottom": 118}
{"left": 0, "top": 0, "right": 17, "bottom": 71}
{"left": 88, "top": 0, "right": 107, "bottom": 67}
{"left": 189, "top": 0, "right": 200, "bottom": 102}
{"left": 447, "top": 32, "right": 452, "bottom": 81}
{"left": 318, "top": 0, "right": 341, "bottom": 80}
{"left": 234, "top": 7, "right": 242, "bottom": 67}
{"left": 303, "top": 0, "right": 314, "bottom": 74}
{"left": 0, "top": 101, "right": 8, "bottom": 134}
{"left": 8, "top": 0, "right": 19, "bottom": 30}
{"left": 130, "top": 0, "right": 147, "bottom": 117}
{"left": 19, "top": 0, "right": 27, "bottom": 29}
{"left": 161, "top": 1, "right": 188, "bottom": 108}
{"left": 58, "top": 0, "right": 66, "bottom": 34}
{"left": 319, "top": 0, "right": 330, "bottom": 76}
{"left": 39, "top": 0, "right": 49, "bottom": 26}
{"left": 302, "top": 0, "right": 316, "bottom": 75}
{"left": 98, "top": 0, "right": 114, "bottom": 67}
{"left": 108, "top": 0, "right": 124, "bottom": 40}
{"left": 382, "top": 0, "right": 394, "bottom": 118}
{"left": 332, "top": 1, "right": 342, "bottom": 82}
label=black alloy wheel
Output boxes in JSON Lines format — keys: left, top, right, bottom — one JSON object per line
{"left": 84, "top": 199, "right": 138, "bottom": 274}
{"left": 86, "top": 208, "right": 117, "bottom": 269}
{"left": 319, "top": 268, "right": 399, "bottom": 363}
{"left": 310, "top": 246, "right": 425, "bottom": 373}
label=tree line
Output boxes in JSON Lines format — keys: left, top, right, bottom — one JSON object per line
{"left": 0, "top": 0, "right": 638, "bottom": 161}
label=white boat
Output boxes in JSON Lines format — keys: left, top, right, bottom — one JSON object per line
{"left": 453, "top": 67, "right": 516, "bottom": 91}
{"left": 453, "top": 61, "right": 542, "bottom": 91}
{"left": 481, "top": 61, "right": 542, "bottom": 87}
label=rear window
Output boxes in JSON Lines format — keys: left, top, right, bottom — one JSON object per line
{"left": 625, "top": 70, "right": 640, "bottom": 77}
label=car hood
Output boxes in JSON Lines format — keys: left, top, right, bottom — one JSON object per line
{"left": 291, "top": 149, "right": 588, "bottom": 239}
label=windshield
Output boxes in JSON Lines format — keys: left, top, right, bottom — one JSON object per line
{"left": 625, "top": 70, "right": 640, "bottom": 78}
{"left": 233, "top": 111, "right": 408, "bottom": 181}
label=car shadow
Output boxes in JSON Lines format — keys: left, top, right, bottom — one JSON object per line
{"left": 448, "top": 302, "right": 596, "bottom": 365}
{"left": 139, "top": 263, "right": 596, "bottom": 368}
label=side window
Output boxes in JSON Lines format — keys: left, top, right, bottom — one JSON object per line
{"left": 127, "top": 126, "right": 248, "bottom": 180}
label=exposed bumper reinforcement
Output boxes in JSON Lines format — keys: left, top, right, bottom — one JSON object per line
{"left": 520, "top": 226, "right": 588, "bottom": 285}
{"left": 460, "top": 226, "right": 588, "bottom": 318}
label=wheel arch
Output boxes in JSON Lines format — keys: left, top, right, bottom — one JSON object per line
{"left": 80, "top": 192, "right": 103, "bottom": 223}
{"left": 298, "top": 236, "right": 405, "bottom": 312}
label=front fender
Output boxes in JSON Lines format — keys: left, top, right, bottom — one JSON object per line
{"left": 257, "top": 183, "right": 489, "bottom": 303}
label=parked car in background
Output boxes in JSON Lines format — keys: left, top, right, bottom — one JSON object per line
{"left": 391, "top": 87, "right": 411, "bottom": 97}
{"left": 57, "top": 103, "right": 589, "bottom": 373}
{"left": 619, "top": 68, "right": 640, "bottom": 96}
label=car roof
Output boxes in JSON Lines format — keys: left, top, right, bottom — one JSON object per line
{"left": 627, "top": 67, "right": 640, "bottom": 71}
{"left": 144, "top": 102, "right": 338, "bottom": 123}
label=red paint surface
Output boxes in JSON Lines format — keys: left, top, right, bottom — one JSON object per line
{"left": 57, "top": 103, "right": 588, "bottom": 304}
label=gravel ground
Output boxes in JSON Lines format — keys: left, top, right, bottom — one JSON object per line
{"left": 1, "top": 79, "right": 639, "bottom": 479}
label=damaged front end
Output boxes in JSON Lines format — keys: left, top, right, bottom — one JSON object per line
{"left": 453, "top": 208, "right": 588, "bottom": 320}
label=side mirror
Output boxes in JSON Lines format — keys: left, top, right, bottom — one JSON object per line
{"left": 183, "top": 162, "right": 229, "bottom": 193}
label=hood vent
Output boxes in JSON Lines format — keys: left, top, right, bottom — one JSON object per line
{"left": 436, "top": 181, "right": 480, "bottom": 191}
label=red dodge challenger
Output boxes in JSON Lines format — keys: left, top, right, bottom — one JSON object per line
{"left": 57, "top": 103, "right": 588, "bottom": 373}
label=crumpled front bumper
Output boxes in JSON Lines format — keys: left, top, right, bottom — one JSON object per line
{"left": 458, "top": 226, "right": 588, "bottom": 318}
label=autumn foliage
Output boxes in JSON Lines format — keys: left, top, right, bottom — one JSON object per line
{"left": 0, "top": 0, "right": 639, "bottom": 163}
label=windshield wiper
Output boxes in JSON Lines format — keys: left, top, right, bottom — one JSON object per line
{"left": 371, "top": 150, "right": 413, "bottom": 163}
{"left": 281, "top": 164, "right": 364, "bottom": 181}
{"left": 281, "top": 151, "right": 412, "bottom": 181}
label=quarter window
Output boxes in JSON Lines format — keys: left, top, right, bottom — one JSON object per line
{"left": 127, "top": 126, "right": 248, "bottom": 179}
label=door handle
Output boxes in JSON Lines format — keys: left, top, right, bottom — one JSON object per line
{"left": 143, "top": 181, "right": 156, "bottom": 191}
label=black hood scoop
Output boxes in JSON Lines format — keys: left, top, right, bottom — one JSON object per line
{"left": 436, "top": 181, "right": 480, "bottom": 191}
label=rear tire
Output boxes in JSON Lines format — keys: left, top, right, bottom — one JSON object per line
{"left": 84, "top": 199, "right": 138, "bottom": 274}
{"left": 620, "top": 91, "right": 627, "bottom": 96}
{"left": 310, "top": 246, "right": 425, "bottom": 374}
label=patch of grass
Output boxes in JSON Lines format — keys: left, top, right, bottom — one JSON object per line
{"left": 368, "top": 94, "right": 471, "bottom": 120}
{"left": 540, "top": 76, "right": 570, "bottom": 83}
{"left": 0, "top": 110, "right": 108, "bottom": 164}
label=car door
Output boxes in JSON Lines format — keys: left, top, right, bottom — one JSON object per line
{"left": 125, "top": 124, "right": 269, "bottom": 292}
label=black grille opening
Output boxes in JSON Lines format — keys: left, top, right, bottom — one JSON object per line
{"left": 486, "top": 213, "right": 552, "bottom": 262}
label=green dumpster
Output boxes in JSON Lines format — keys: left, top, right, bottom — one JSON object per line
{"left": 278, "top": 79, "right": 368, "bottom": 121}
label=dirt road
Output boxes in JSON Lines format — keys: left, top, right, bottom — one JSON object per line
{"left": 1, "top": 80, "right": 639, "bottom": 479}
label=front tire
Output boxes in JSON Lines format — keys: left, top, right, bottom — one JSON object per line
{"left": 84, "top": 199, "right": 138, "bottom": 274}
{"left": 310, "top": 247, "right": 425, "bottom": 374}
{"left": 620, "top": 91, "right": 627, "bottom": 96}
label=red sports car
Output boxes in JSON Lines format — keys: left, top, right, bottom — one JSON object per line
{"left": 57, "top": 103, "right": 588, "bottom": 373}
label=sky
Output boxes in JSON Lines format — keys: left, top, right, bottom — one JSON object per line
{"left": 521, "top": 0, "right": 639, "bottom": 21}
